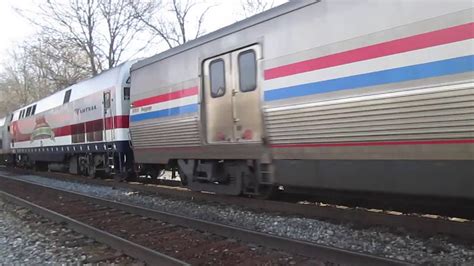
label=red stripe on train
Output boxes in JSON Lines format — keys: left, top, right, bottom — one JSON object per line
{"left": 270, "top": 139, "right": 474, "bottom": 148}
{"left": 12, "top": 115, "right": 129, "bottom": 142}
{"left": 132, "top": 87, "right": 198, "bottom": 108}
{"left": 132, "top": 139, "right": 474, "bottom": 151}
{"left": 264, "top": 22, "right": 474, "bottom": 80}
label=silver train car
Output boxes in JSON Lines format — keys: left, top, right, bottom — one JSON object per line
{"left": 129, "top": 0, "right": 474, "bottom": 199}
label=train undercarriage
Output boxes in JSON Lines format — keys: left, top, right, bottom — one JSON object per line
{"left": 10, "top": 148, "right": 134, "bottom": 181}
{"left": 136, "top": 159, "right": 278, "bottom": 198}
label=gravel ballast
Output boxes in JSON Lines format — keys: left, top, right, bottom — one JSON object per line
{"left": 0, "top": 196, "right": 137, "bottom": 264}
{"left": 2, "top": 170, "right": 474, "bottom": 264}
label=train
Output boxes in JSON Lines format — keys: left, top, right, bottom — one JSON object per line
{"left": 1, "top": 0, "right": 473, "bottom": 200}
{"left": 1, "top": 61, "right": 135, "bottom": 177}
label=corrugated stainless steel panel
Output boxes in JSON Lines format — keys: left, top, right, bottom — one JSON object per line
{"left": 270, "top": 121, "right": 474, "bottom": 137}
{"left": 131, "top": 117, "right": 200, "bottom": 148}
{"left": 268, "top": 94, "right": 474, "bottom": 118}
{"left": 269, "top": 132, "right": 474, "bottom": 144}
{"left": 267, "top": 95, "right": 474, "bottom": 121}
{"left": 268, "top": 112, "right": 474, "bottom": 130}
{"left": 265, "top": 84, "right": 474, "bottom": 144}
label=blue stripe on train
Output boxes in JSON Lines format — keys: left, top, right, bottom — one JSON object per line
{"left": 264, "top": 55, "right": 474, "bottom": 101}
{"left": 130, "top": 103, "right": 198, "bottom": 122}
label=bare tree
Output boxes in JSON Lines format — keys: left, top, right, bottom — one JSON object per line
{"left": 131, "top": 0, "right": 214, "bottom": 49}
{"left": 30, "top": 0, "right": 102, "bottom": 76}
{"left": 240, "top": 0, "right": 275, "bottom": 18}
{"left": 19, "top": 0, "right": 149, "bottom": 76}
{"left": 27, "top": 36, "right": 93, "bottom": 91}
{"left": 1, "top": 49, "right": 40, "bottom": 107}
{"left": 0, "top": 36, "right": 92, "bottom": 116}
{"left": 98, "top": 0, "right": 147, "bottom": 69}
{"left": 0, "top": 52, "right": 40, "bottom": 117}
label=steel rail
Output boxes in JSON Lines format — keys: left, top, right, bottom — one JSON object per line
{"left": 0, "top": 173, "right": 408, "bottom": 265}
{"left": 0, "top": 190, "right": 187, "bottom": 266}
{"left": 16, "top": 168, "right": 472, "bottom": 241}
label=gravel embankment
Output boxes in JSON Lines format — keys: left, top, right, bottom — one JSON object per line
{"left": 2, "top": 171, "right": 474, "bottom": 264}
{"left": 0, "top": 197, "right": 137, "bottom": 264}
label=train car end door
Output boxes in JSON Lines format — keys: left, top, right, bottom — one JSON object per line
{"left": 203, "top": 44, "right": 263, "bottom": 144}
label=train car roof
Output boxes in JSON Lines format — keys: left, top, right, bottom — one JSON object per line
{"left": 10, "top": 61, "right": 134, "bottom": 121}
{"left": 131, "top": 0, "right": 320, "bottom": 71}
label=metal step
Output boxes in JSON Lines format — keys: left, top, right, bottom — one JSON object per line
{"left": 259, "top": 164, "right": 274, "bottom": 184}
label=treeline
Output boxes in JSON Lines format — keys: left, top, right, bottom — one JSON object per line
{"left": 0, "top": 0, "right": 275, "bottom": 117}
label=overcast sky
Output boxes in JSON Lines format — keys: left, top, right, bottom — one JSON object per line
{"left": 0, "top": 1, "right": 34, "bottom": 59}
{"left": 0, "top": 0, "right": 286, "bottom": 66}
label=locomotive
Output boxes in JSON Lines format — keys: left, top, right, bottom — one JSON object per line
{"left": 1, "top": 0, "right": 473, "bottom": 199}
{"left": 0, "top": 61, "right": 135, "bottom": 177}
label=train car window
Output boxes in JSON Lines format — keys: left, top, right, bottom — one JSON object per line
{"left": 19, "top": 110, "right": 24, "bottom": 119}
{"left": 210, "top": 59, "right": 226, "bottom": 98}
{"left": 124, "top": 87, "right": 130, "bottom": 101}
{"left": 104, "top": 91, "right": 111, "bottom": 109}
{"left": 238, "top": 50, "right": 257, "bottom": 92}
{"left": 94, "top": 128, "right": 103, "bottom": 142}
{"left": 86, "top": 119, "right": 103, "bottom": 142}
{"left": 64, "top": 89, "right": 72, "bottom": 104}
{"left": 26, "top": 107, "right": 32, "bottom": 117}
{"left": 72, "top": 123, "right": 86, "bottom": 143}
{"left": 31, "top": 105, "right": 36, "bottom": 116}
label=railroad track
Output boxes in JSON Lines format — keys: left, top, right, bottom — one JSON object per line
{"left": 6, "top": 167, "right": 474, "bottom": 242}
{"left": 0, "top": 174, "right": 405, "bottom": 265}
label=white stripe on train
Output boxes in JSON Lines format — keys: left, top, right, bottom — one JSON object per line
{"left": 263, "top": 39, "right": 474, "bottom": 91}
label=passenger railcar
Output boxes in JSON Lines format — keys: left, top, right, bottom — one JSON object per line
{"left": 130, "top": 0, "right": 474, "bottom": 198}
{"left": 8, "top": 61, "right": 135, "bottom": 176}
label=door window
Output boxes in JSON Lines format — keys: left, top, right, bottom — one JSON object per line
{"left": 210, "top": 59, "right": 226, "bottom": 98}
{"left": 238, "top": 50, "right": 257, "bottom": 92}
{"left": 103, "top": 91, "right": 111, "bottom": 109}
{"left": 124, "top": 87, "right": 130, "bottom": 100}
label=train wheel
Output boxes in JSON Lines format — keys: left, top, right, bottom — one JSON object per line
{"left": 177, "top": 167, "right": 188, "bottom": 186}
{"left": 255, "top": 185, "right": 279, "bottom": 200}
{"left": 145, "top": 168, "right": 158, "bottom": 179}
{"left": 88, "top": 162, "right": 97, "bottom": 178}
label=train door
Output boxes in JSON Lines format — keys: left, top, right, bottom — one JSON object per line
{"left": 203, "top": 54, "right": 234, "bottom": 143}
{"left": 203, "top": 45, "right": 263, "bottom": 144}
{"left": 103, "top": 90, "right": 114, "bottom": 142}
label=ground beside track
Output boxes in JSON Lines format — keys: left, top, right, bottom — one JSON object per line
{"left": 0, "top": 198, "right": 139, "bottom": 265}
{"left": 2, "top": 170, "right": 474, "bottom": 264}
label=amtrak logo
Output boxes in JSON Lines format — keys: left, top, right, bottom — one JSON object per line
{"left": 31, "top": 116, "right": 55, "bottom": 142}
{"left": 75, "top": 105, "right": 97, "bottom": 115}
